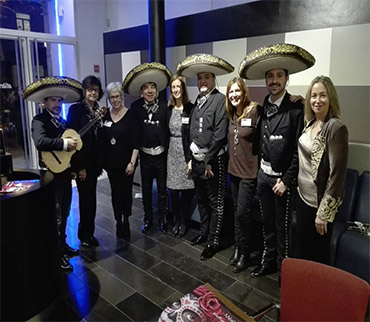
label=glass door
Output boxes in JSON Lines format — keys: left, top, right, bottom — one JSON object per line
{"left": 0, "top": 29, "right": 78, "bottom": 169}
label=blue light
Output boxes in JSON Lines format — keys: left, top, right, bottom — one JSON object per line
{"left": 54, "top": 0, "right": 66, "bottom": 119}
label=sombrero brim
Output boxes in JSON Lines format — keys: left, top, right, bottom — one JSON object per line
{"left": 239, "top": 43, "right": 315, "bottom": 80}
{"left": 177, "top": 54, "right": 234, "bottom": 78}
{"left": 23, "top": 76, "right": 83, "bottom": 103}
{"left": 123, "top": 62, "right": 172, "bottom": 96}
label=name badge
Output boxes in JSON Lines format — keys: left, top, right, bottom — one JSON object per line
{"left": 241, "top": 118, "right": 252, "bottom": 127}
{"left": 182, "top": 117, "right": 189, "bottom": 125}
{"left": 104, "top": 120, "right": 113, "bottom": 127}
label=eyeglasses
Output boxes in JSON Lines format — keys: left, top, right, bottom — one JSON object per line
{"left": 87, "top": 87, "right": 99, "bottom": 93}
{"left": 109, "top": 95, "right": 122, "bottom": 101}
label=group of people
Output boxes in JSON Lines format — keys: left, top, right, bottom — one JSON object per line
{"left": 23, "top": 43, "right": 348, "bottom": 278}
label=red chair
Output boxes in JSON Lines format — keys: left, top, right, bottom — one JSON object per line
{"left": 253, "top": 258, "right": 370, "bottom": 321}
{"left": 280, "top": 258, "right": 370, "bottom": 321}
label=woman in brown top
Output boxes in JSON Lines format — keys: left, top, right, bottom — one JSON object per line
{"left": 226, "top": 77, "right": 260, "bottom": 273}
{"left": 297, "top": 76, "right": 348, "bottom": 264}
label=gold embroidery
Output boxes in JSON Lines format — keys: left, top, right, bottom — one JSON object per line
{"left": 23, "top": 76, "right": 82, "bottom": 99}
{"left": 318, "top": 194, "right": 342, "bottom": 222}
{"left": 176, "top": 54, "right": 234, "bottom": 75}
{"left": 311, "top": 135, "right": 326, "bottom": 181}
{"left": 122, "top": 62, "right": 172, "bottom": 93}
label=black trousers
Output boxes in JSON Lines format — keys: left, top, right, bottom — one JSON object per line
{"left": 170, "top": 189, "right": 195, "bottom": 227}
{"left": 53, "top": 170, "right": 72, "bottom": 246}
{"left": 107, "top": 168, "right": 134, "bottom": 223}
{"left": 140, "top": 151, "right": 167, "bottom": 223}
{"left": 230, "top": 174, "right": 257, "bottom": 256}
{"left": 192, "top": 153, "right": 227, "bottom": 246}
{"left": 296, "top": 194, "right": 333, "bottom": 265}
{"left": 257, "top": 170, "right": 294, "bottom": 271}
{"left": 77, "top": 168, "right": 99, "bottom": 241}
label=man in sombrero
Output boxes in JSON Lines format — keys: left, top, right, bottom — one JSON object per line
{"left": 123, "top": 62, "right": 172, "bottom": 234}
{"left": 177, "top": 54, "right": 234, "bottom": 260}
{"left": 23, "top": 76, "right": 83, "bottom": 273}
{"left": 239, "top": 43, "right": 315, "bottom": 278}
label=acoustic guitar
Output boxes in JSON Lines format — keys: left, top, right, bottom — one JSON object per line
{"left": 42, "top": 106, "right": 107, "bottom": 173}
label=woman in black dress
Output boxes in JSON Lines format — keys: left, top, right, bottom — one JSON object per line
{"left": 67, "top": 75, "right": 104, "bottom": 247}
{"left": 103, "top": 82, "right": 139, "bottom": 240}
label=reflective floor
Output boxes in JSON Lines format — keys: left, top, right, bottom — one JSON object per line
{"left": 49, "top": 177, "right": 280, "bottom": 321}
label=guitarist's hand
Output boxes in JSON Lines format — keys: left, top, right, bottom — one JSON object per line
{"left": 78, "top": 169, "right": 87, "bottom": 181}
{"left": 66, "top": 138, "right": 78, "bottom": 151}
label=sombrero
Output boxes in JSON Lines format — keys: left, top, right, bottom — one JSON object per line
{"left": 177, "top": 54, "right": 234, "bottom": 78}
{"left": 122, "top": 62, "right": 172, "bottom": 96}
{"left": 22, "top": 76, "right": 83, "bottom": 103}
{"left": 239, "top": 43, "right": 315, "bottom": 80}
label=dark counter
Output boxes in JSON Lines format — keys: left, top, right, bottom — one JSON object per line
{"left": 1, "top": 170, "right": 61, "bottom": 321}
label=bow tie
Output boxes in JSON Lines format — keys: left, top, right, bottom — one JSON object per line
{"left": 50, "top": 117, "right": 66, "bottom": 129}
{"left": 196, "top": 95, "right": 207, "bottom": 109}
{"left": 265, "top": 102, "right": 278, "bottom": 118}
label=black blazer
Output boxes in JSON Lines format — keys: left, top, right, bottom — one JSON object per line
{"left": 66, "top": 102, "right": 104, "bottom": 172}
{"left": 131, "top": 97, "right": 169, "bottom": 151}
{"left": 168, "top": 101, "right": 194, "bottom": 163}
{"left": 253, "top": 92, "right": 304, "bottom": 186}
{"left": 31, "top": 110, "right": 65, "bottom": 168}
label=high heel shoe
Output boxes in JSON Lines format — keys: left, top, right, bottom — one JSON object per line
{"left": 229, "top": 246, "right": 240, "bottom": 266}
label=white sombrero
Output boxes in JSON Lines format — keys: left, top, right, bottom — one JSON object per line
{"left": 177, "top": 54, "right": 234, "bottom": 78}
{"left": 22, "top": 76, "right": 83, "bottom": 103}
{"left": 122, "top": 62, "right": 172, "bottom": 96}
{"left": 239, "top": 43, "right": 315, "bottom": 80}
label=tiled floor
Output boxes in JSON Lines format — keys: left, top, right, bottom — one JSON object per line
{"left": 49, "top": 177, "right": 280, "bottom": 321}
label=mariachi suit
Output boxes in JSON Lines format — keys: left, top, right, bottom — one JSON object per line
{"left": 253, "top": 92, "right": 304, "bottom": 271}
{"left": 189, "top": 89, "right": 229, "bottom": 246}
{"left": 31, "top": 109, "right": 72, "bottom": 247}
{"left": 131, "top": 97, "right": 169, "bottom": 226}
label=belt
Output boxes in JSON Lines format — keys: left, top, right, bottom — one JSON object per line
{"left": 193, "top": 146, "right": 226, "bottom": 162}
{"left": 141, "top": 146, "right": 164, "bottom": 156}
{"left": 260, "top": 159, "right": 282, "bottom": 177}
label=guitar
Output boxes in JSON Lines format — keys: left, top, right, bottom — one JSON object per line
{"left": 41, "top": 106, "right": 107, "bottom": 173}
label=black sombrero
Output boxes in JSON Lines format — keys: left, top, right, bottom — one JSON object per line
{"left": 177, "top": 54, "right": 234, "bottom": 78}
{"left": 239, "top": 43, "right": 315, "bottom": 80}
{"left": 22, "top": 76, "right": 83, "bottom": 103}
{"left": 122, "top": 62, "right": 172, "bottom": 96}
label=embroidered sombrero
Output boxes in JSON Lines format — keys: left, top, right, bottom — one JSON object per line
{"left": 177, "top": 54, "right": 234, "bottom": 78}
{"left": 22, "top": 76, "right": 83, "bottom": 103}
{"left": 239, "top": 43, "right": 315, "bottom": 80}
{"left": 122, "top": 62, "right": 172, "bottom": 96}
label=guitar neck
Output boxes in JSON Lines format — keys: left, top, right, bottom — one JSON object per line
{"left": 78, "top": 113, "right": 102, "bottom": 137}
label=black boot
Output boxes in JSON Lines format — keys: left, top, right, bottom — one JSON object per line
{"left": 116, "top": 221, "right": 124, "bottom": 239}
{"left": 229, "top": 246, "right": 241, "bottom": 266}
{"left": 123, "top": 217, "right": 130, "bottom": 241}
{"left": 233, "top": 254, "right": 250, "bottom": 273}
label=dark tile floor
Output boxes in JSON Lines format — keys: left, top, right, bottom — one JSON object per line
{"left": 50, "top": 177, "right": 280, "bottom": 321}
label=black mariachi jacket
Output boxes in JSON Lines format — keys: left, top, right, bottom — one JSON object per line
{"left": 253, "top": 92, "right": 304, "bottom": 187}
{"left": 31, "top": 109, "right": 65, "bottom": 168}
{"left": 131, "top": 97, "right": 169, "bottom": 151}
{"left": 168, "top": 101, "right": 194, "bottom": 163}
{"left": 189, "top": 89, "right": 228, "bottom": 165}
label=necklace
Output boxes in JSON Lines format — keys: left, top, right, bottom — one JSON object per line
{"left": 233, "top": 114, "right": 239, "bottom": 145}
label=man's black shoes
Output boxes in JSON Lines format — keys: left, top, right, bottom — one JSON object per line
{"left": 232, "top": 255, "right": 250, "bottom": 273}
{"left": 250, "top": 263, "right": 277, "bottom": 277}
{"left": 191, "top": 235, "right": 207, "bottom": 245}
{"left": 200, "top": 244, "right": 220, "bottom": 260}
{"left": 81, "top": 236, "right": 99, "bottom": 247}
{"left": 62, "top": 244, "right": 80, "bottom": 259}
